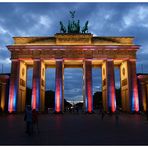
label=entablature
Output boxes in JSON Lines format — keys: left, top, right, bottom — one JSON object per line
{"left": 7, "top": 45, "right": 139, "bottom": 51}
{"left": 9, "top": 45, "right": 137, "bottom": 60}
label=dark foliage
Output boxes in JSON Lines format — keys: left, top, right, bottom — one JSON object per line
{"left": 93, "top": 88, "right": 121, "bottom": 109}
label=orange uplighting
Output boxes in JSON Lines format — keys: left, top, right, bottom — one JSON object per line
{"left": 32, "top": 79, "right": 36, "bottom": 110}
{"left": 8, "top": 79, "right": 15, "bottom": 113}
{"left": 55, "top": 61, "right": 62, "bottom": 113}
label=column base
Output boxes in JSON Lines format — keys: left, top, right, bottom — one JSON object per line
{"left": 130, "top": 111, "right": 140, "bottom": 114}
{"left": 8, "top": 111, "right": 17, "bottom": 114}
{"left": 85, "top": 111, "right": 95, "bottom": 114}
{"left": 54, "top": 111, "right": 64, "bottom": 114}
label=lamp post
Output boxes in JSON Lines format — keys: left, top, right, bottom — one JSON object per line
{"left": 1, "top": 64, "right": 3, "bottom": 73}
{"left": 141, "top": 63, "right": 144, "bottom": 74}
{"left": 2, "top": 64, "right": 3, "bottom": 73}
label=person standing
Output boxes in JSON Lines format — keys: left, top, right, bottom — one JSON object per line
{"left": 115, "top": 109, "right": 119, "bottom": 127}
{"left": 25, "top": 105, "right": 32, "bottom": 135}
{"left": 32, "top": 109, "right": 39, "bottom": 134}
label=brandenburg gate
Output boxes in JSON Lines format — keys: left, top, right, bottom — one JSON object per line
{"left": 7, "top": 12, "right": 139, "bottom": 113}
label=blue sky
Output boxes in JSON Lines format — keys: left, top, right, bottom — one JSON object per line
{"left": 0, "top": 2, "right": 148, "bottom": 101}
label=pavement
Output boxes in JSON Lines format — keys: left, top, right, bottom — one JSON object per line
{"left": 0, "top": 111, "right": 148, "bottom": 145}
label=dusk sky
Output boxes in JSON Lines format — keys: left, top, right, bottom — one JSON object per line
{"left": 0, "top": 2, "right": 148, "bottom": 102}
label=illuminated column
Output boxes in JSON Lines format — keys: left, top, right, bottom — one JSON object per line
{"left": 0, "top": 83, "right": 6, "bottom": 111}
{"left": 120, "top": 60, "right": 139, "bottom": 112}
{"left": 17, "top": 61, "right": 27, "bottom": 112}
{"left": 32, "top": 59, "right": 40, "bottom": 110}
{"left": 130, "top": 60, "right": 139, "bottom": 112}
{"left": 140, "top": 83, "right": 147, "bottom": 111}
{"left": 32, "top": 59, "right": 45, "bottom": 111}
{"left": 102, "top": 60, "right": 116, "bottom": 112}
{"left": 0, "top": 84, "right": 2, "bottom": 108}
{"left": 62, "top": 63, "right": 64, "bottom": 112}
{"left": 146, "top": 82, "right": 148, "bottom": 111}
{"left": 83, "top": 60, "right": 93, "bottom": 113}
{"left": 55, "top": 59, "right": 64, "bottom": 113}
{"left": 82, "top": 68, "right": 85, "bottom": 112}
{"left": 120, "top": 61, "right": 129, "bottom": 111}
{"left": 8, "top": 60, "right": 19, "bottom": 112}
{"left": 40, "top": 61, "right": 46, "bottom": 112}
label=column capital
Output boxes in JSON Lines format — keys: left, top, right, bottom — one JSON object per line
{"left": 11, "top": 59, "right": 19, "bottom": 62}
{"left": 129, "top": 59, "right": 136, "bottom": 62}
{"left": 33, "top": 58, "right": 40, "bottom": 61}
{"left": 121, "top": 59, "right": 130, "bottom": 62}
{"left": 107, "top": 59, "right": 114, "bottom": 62}
{"left": 84, "top": 59, "right": 92, "bottom": 62}
{"left": 55, "top": 58, "right": 63, "bottom": 62}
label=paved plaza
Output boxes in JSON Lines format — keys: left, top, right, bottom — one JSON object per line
{"left": 0, "top": 112, "right": 148, "bottom": 145}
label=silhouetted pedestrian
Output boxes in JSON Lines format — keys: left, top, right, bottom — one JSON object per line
{"left": 32, "top": 109, "right": 39, "bottom": 134}
{"left": 25, "top": 105, "right": 32, "bottom": 136}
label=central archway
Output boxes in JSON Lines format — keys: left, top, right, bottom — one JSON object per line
{"left": 64, "top": 68, "right": 83, "bottom": 113}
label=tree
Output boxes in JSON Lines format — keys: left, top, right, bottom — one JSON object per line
{"left": 93, "top": 91, "right": 102, "bottom": 109}
{"left": 116, "top": 88, "right": 121, "bottom": 108}
{"left": 45, "top": 90, "right": 55, "bottom": 110}
{"left": 26, "top": 87, "right": 32, "bottom": 105}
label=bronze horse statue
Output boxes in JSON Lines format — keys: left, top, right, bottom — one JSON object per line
{"left": 82, "top": 21, "right": 88, "bottom": 33}
{"left": 60, "top": 21, "right": 66, "bottom": 33}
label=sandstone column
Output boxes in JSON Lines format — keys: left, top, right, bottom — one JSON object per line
{"left": 120, "top": 60, "right": 139, "bottom": 112}
{"left": 8, "top": 60, "right": 27, "bottom": 112}
{"left": 32, "top": 59, "right": 45, "bottom": 111}
{"left": 40, "top": 61, "right": 46, "bottom": 112}
{"left": 146, "top": 82, "right": 148, "bottom": 111}
{"left": 102, "top": 60, "right": 116, "bottom": 112}
{"left": 0, "top": 83, "right": 6, "bottom": 111}
{"left": 55, "top": 59, "right": 64, "bottom": 113}
{"left": 139, "top": 80, "right": 147, "bottom": 111}
{"left": 8, "top": 60, "right": 19, "bottom": 112}
{"left": 17, "top": 61, "right": 27, "bottom": 112}
{"left": 83, "top": 60, "right": 93, "bottom": 113}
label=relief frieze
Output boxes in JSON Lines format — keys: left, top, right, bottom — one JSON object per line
{"left": 11, "top": 48, "right": 136, "bottom": 59}
{"left": 57, "top": 37, "right": 90, "bottom": 43}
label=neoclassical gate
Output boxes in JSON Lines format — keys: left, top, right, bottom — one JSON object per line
{"left": 7, "top": 12, "right": 139, "bottom": 113}
{"left": 7, "top": 33, "right": 139, "bottom": 113}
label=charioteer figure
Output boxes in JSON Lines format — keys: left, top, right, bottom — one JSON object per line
{"left": 59, "top": 11, "right": 89, "bottom": 34}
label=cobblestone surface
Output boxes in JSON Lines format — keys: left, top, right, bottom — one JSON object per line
{"left": 0, "top": 112, "right": 148, "bottom": 145}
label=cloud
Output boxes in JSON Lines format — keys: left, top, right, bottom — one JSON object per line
{"left": 65, "top": 88, "right": 81, "bottom": 94}
{"left": 123, "top": 5, "right": 148, "bottom": 29}
{"left": 65, "top": 95, "right": 83, "bottom": 101}
{"left": 0, "top": 3, "right": 148, "bottom": 100}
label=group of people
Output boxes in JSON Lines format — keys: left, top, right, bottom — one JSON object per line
{"left": 99, "top": 105, "right": 119, "bottom": 124}
{"left": 24, "top": 105, "right": 39, "bottom": 136}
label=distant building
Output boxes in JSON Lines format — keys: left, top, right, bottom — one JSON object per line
{"left": 137, "top": 74, "right": 148, "bottom": 112}
{"left": 0, "top": 74, "right": 10, "bottom": 112}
